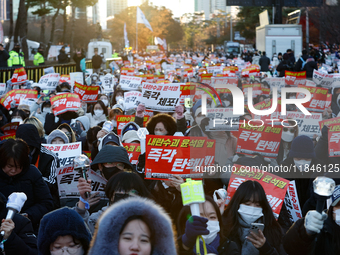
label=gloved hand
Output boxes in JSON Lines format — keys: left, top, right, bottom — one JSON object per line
{"left": 200, "top": 117, "right": 210, "bottom": 132}
{"left": 136, "top": 103, "right": 145, "bottom": 118}
{"left": 304, "top": 210, "right": 327, "bottom": 235}
{"left": 175, "top": 105, "right": 184, "bottom": 119}
{"left": 182, "top": 216, "right": 209, "bottom": 248}
{"left": 137, "top": 153, "right": 145, "bottom": 173}
{"left": 184, "top": 109, "right": 192, "bottom": 120}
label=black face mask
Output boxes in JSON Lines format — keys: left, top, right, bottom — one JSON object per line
{"left": 102, "top": 166, "right": 121, "bottom": 180}
{"left": 14, "top": 47, "right": 20, "bottom": 53}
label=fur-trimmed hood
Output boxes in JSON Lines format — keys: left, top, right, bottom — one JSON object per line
{"left": 88, "top": 197, "right": 177, "bottom": 255}
{"left": 146, "top": 113, "right": 177, "bottom": 135}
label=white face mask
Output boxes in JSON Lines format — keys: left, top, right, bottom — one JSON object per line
{"left": 11, "top": 117, "right": 23, "bottom": 124}
{"left": 223, "top": 101, "right": 230, "bottom": 107}
{"left": 50, "top": 246, "right": 84, "bottom": 255}
{"left": 294, "top": 159, "right": 312, "bottom": 171}
{"left": 334, "top": 209, "right": 340, "bottom": 226}
{"left": 43, "top": 108, "right": 50, "bottom": 113}
{"left": 116, "top": 96, "right": 123, "bottom": 102}
{"left": 101, "top": 99, "right": 108, "bottom": 106}
{"left": 112, "top": 120, "right": 117, "bottom": 128}
{"left": 281, "top": 131, "right": 294, "bottom": 142}
{"left": 238, "top": 204, "right": 264, "bottom": 225}
{"left": 155, "top": 131, "right": 167, "bottom": 136}
{"left": 94, "top": 109, "right": 103, "bottom": 117}
{"left": 202, "top": 220, "right": 220, "bottom": 244}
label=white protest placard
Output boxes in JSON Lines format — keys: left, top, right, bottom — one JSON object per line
{"left": 284, "top": 181, "right": 302, "bottom": 223}
{"left": 119, "top": 75, "right": 143, "bottom": 90}
{"left": 124, "top": 91, "right": 142, "bottom": 110}
{"left": 264, "top": 77, "right": 285, "bottom": 89}
{"left": 100, "top": 74, "right": 115, "bottom": 93}
{"left": 206, "top": 108, "right": 240, "bottom": 131}
{"left": 42, "top": 142, "right": 82, "bottom": 167}
{"left": 277, "top": 111, "right": 322, "bottom": 138}
{"left": 85, "top": 69, "right": 93, "bottom": 75}
{"left": 19, "top": 98, "right": 37, "bottom": 107}
{"left": 57, "top": 166, "right": 107, "bottom": 200}
{"left": 141, "top": 82, "right": 181, "bottom": 112}
{"left": 313, "top": 70, "right": 340, "bottom": 88}
{"left": 211, "top": 77, "right": 238, "bottom": 87}
{"left": 44, "top": 66, "right": 55, "bottom": 74}
{"left": 0, "top": 83, "right": 6, "bottom": 96}
{"left": 305, "top": 80, "right": 317, "bottom": 87}
{"left": 38, "top": 73, "right": 60, "bottom": 90}
{"left": 69, "top": 72, "right": 84, "bottom": 88}
{"left": 207, "top": 66, "right": 223, "bottom": 76}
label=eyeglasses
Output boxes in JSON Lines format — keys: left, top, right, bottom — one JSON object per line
{"left": 50, "top": 245, "right": 81, "bottom": 255}
{"left": 283, "top": 127, "right": 295, "bottom": 133}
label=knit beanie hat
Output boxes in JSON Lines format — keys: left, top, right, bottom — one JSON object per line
{"left": 37, "top": 207, "right": 91, "bottom": 255}
{"left": 75, "top": 116, "right": 90, "bottom": 132}
{"left": 192, "top": 99, "right": 202, "bottom": 117}
{"left": 289, "top": 135, "right": 316, "bottom": 159}
{"left": 47, "top": 129, "right": 69, "bottom": 144}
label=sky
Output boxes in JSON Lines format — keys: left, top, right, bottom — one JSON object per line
{"left": 128, "top": 0, "right": 195, "bottom": 18}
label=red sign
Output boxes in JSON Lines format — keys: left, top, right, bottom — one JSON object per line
{"left": 0, "top": 89, "right": 38, "bottom": 110}
{"left": 0, "top": 122, "right": 19, "bottom": 135}
{"left": 145, "top": 136, "right": 213, "bottom": 180}
{"left": 123, "top": 143, "right": 141, "bottom": 165}
{"left": 11, "top": 67, "right": 28, "bottom": 85}
{"left": 297, "top": 85, "right": 328, "bottom": 113}
{"left": 116, "top": 115, "right": 149, "bottom": 136}
{"left": 227, "top": 164, "right": 289, "bottom": 218}
{"left": 59, "top": 75, "right": 71, "bottom": 84}
{"left": 73, "top": 82, "right": 99, "bottom": 102}
{"left": 0, "top": 134, "right": 16, "bottom": 141}
{"left": 242, "top": 83, "right": 263, "bottom": 98}
{"left": 236, "top": 121, "right": 282, "bottom": 158}
{"left": 319, "top": 117, "right": 340, "bottom": 131}
{"left": 50, "top": 93, "right": 81, "bottom": 115}
{"left": 285, "top": 71, "right": 306, "bottom": 86}
{"left": 241, "top": 65, "right": 260, "bottom": 77}
{"left": 328, "top": 124, "right": 340, "bottom": 157}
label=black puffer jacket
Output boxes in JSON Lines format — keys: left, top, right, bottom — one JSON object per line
{"left": 0, "top": 193, "right": 37, "bottom": 255}
{"left": 0, "top": 164, "right": 53, "bottom": 231}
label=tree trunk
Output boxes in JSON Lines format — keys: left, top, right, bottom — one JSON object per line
{"left": 46, "top": 7, "right": 60, "bottom": 58}
{"left": 40, "top": 15, "right": 46, "bottom": 44}
{"left": 70, "top": 5, "right": 76, "bottom": 55}
{"left": 62, "top": 6, "right": 68, "bottom": 44}
{"left": 17, "top": 0, "right": 28, "bottom": 61}
{"left": 6, "top": 0, "right": 13, "bottom": 51}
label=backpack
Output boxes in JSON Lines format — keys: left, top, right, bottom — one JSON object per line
{"left": 300, "top": 57, "right": 306, "bottom": 70}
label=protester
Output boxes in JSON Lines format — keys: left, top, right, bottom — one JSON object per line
{"left": 22, "top": 116, "right": 46, "bottom": 142}
{"left": 259, "top": 52, "right": 270, "bottom": 72}
{"left": 58, "top": 46, "right": 69, "bottom": 64}
{"left": 86, "top": 100, "right": 108, "bottom": 128}
{"left": 73, "top": 50, "right": 86, "bottom": 72}
{"left": 46, "top": 129, "right": 69, "bottom": 144}
{"left": 88, "top": 197, "right": 177, "bottom": 255}
{"left": 0, "top": 43, "right": 9, "bottom": 68}
{"left": 92, "top": 50, "right": 102, "bottom": 74}
{"left": 38, "top": 207, "right": 91, "bottom": 255}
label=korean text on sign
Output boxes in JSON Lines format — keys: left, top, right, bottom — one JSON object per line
{"left": 50, "top": 93, "right": 81, "bottom": 115}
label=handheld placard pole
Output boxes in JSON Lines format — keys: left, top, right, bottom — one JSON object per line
{"left": 137, "top": 128, "right": 149, "bottom": 154}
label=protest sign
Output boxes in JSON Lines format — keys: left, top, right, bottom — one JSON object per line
{"left": 123, "top": 143, "right": 141, "bottom": 165}
{"left": 42, "top": 142, "right": 82, "bottom": 167}
{"left": 57, "top": 166, "right": 107, "bottom": 201}
{"left": 285, "top": 71, "right": 306, "bottom": 86}
{"left": 69, "top": 72, "right": 84, "bottom": 87}
{"left": 264, "top": 77, "right": 285, "bottom": 89}
{"left": 328, "top": 124, "right": 340, "bottom": 157}
{"left": 50, "top": 93, "right": 81, "bottom": 115}
{"left": 141, "top": 82, "right": 181, "bottom": 112}
{"left": 313, "top": 70, "right": 340, "bottom": 88}
{"left": 236, "top": 121, "right": 282, "bottom": 158}
{"left": 207, "top": 66, "right": 223, "bottom": 76}
{"left": 0, "top": 122, "right": 19, "bottom": 135}
{"left": 284, "top": 181, "right": 302, "bottom": 223}
{"left": 0, "top": 89, "right": 38, "bottom": 110}
{"left": 11, "top": 67, "right": 27, "bottom": 85}
{"left": 0, "top": 134, "right": 16, "bottom": 141}
{"left": 73, "top": 82, "right": 99, "bottom": 102}
{"left": 180, "top": 84, "right": 196, "bottom": 104}
{"left": 242, "top": 83, "right": 263, "bottom": 98}
{"left": 145, "top": 136, "right": 212, "bottom": 180}
{"left": 227, "top": 164, "right": 289, "bottom": 218}
{"left": 0, "top": 83, "right": 6, "bottom": 96}
{"left": 116, "top": 115, "right": 149, "bottom": 136}
{"left": 124, "top": 91, "right": 142, "bottom": 110}
{"left": 44, "top": 66, "right": 55, "bottom": 74}
{"left": 119, "top": 75, "right": 143, "bottom": 90}
{"left": 319, "top": 116, "right": 340, "bottom": 130}
{"left": 205, "top": 108, "right": 240, "bottom": 131}
{"left": 297, "top": 85, "right": 328, "bottom": 113}
{"left": 241, "top": 65, "right": 260, "bottom": 77}
{"left": 100, "top": 74, "right": 116, "bottom": 93}
{"left": 120, "top": 67, "right": 135, "bottom": 76}
{"left": 38, "top": 73, "right": 60, "bottom": 90}
{"left": 211, "top": 77, "right": 238, "bottom": 87}
{"left": 59, "top": 75, "right": 71, "bottom": 84}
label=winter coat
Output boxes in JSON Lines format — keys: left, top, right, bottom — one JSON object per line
{"left": 252, "top": 56, "right": 261, "bottom": 65}
{"left": 0, "top": 164, "right": 54, "bottom": 230}
{"left": 0, "top": 49, "right": 10, "bottom": 68}
{"left": 58, "top": 50, "right": 69, "bottom": 64}
{"left": 73, "top": 53, "right": 85, "bottom": 72}
{"left": 294, "top": 54, "right": 308, "bottom": 71}
{"left": 259, "top": 55, "right": 270, "bottom": 71}
{"left": 304, "top": 59, "right": 318, "bottom": 78}
{"left": 276, "top": 60, "right": 293, "bottom": 77}
{"left": 16, "top": 124, "right": 60, "bottom": 209}
{"left": 85, "top": 112, "right": 107, "bottom": 128}
{"left": 283, "top": 214, "right": 340, "bottom": 255}
{"left": 88, "top": 197, "right": 177, "bottom": 255}
{"left": 92, "top": 55, "right": 102, "bottom": 69}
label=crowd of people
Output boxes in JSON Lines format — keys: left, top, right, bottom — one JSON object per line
{"left": 0, "top": 47, "right": 339, "bottom": 255}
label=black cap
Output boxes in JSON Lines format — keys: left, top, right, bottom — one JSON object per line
{"left": 14, "top": 43, "right": 20, "bottom": 47}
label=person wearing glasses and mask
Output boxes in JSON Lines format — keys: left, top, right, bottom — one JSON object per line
{"left": 276, "top": 120, "right": 299, "bottom": 163}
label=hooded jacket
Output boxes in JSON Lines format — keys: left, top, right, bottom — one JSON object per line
{"left": 15, "top": 124, "right": 60, "bottom": 209}
{"left": 91, "top": 145, "right": 133, "bottom": 170}
{"left": 0, "top": 164, "right": 53, "bottom": 230}
{"left": 88, "top": 197, "right": 177, "bottom": 255}
{"left": 58, "top": 49, "right": 69, "bottom": 64}
{"left": 0, "top": 193, "right": 38, "bottom": 255}
{"left": 86, "top": 112, "right": 107, "bottom": 128}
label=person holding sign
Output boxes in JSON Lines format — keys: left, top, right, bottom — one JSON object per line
{"left": 88, "top": 197, "right": 177, "bottom": 255}
{"left": 222, "top": 181, "right": 286, "bottom": 255}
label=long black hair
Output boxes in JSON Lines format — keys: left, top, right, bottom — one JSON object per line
{"left": 328, "top": 205, "right": 340, "bottom": 252}
{"left": 0, "top": 138, "right": 30, "bottom": 171}
{"left": 222, "top": 180, "right": 282, "bottom": 249}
